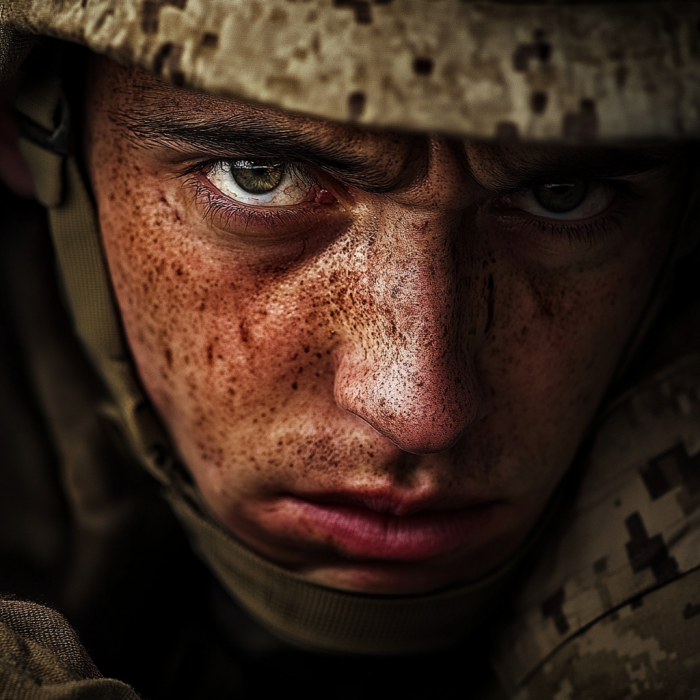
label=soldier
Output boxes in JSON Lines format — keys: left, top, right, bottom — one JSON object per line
{"left": 0, "top": 1, "right": 699, "bottom": 698}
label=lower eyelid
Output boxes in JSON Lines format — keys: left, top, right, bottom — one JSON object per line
{"left": 185, "top": 173, "right": 339, "bottom": 236}
{"left": 529, "top": 214, "right": 624, "bottom": 246}
{"left": 490, "top": 192, "right": 631, "bottom": 248}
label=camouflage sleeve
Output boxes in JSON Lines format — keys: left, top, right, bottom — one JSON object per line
{"left": 515, "top": 566, "right": 700, "bottom": 700}
{"left": 0, "top": 598, "right": 141, "bottom": 700}
{"left": 491, "top": 358, "right": 700, "bottom": 700}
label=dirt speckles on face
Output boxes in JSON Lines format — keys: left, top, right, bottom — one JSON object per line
{"left": 85, "top": 57, "right": 688, "bottom": 595}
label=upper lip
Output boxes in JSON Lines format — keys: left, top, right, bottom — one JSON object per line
{"left": 289, "top": 488, "right": 493, "bottom": 517}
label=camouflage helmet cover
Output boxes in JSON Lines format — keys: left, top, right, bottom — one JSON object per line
{"left": 1, "top": 0, "right": 699, "bottom": 143}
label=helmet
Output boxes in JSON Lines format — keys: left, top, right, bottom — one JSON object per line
{"left": 1, "top": 0, "right": 699, "bottom": 658}
{"left": 3, "top": 0, "right": 700, "bottom": 142}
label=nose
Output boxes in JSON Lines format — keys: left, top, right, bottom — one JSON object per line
{"left": 333, "top": 209, "right": 485, "bottom": 455}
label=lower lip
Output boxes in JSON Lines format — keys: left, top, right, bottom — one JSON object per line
{"left": 281, "top": 497, "right": 498, "bottom": 561}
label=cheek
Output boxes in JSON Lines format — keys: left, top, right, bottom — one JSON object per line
{"left": 481, "top": 241, "right": 663, "bottom": 478}
{"left": 93, "top": 159, "right": 346, "bottom": 475}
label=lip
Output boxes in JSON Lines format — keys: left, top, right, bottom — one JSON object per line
{"left": 271, "top": 492, "right": 500, "bottom": 561}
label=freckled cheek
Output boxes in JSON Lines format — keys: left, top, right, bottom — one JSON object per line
{"left": 488, "top": 273, "right": 636, "bottom": 417}
{"left": 99, "top": 181, "right": 332, "bottom": 425}
{"left": 100, "top": 193, "right": 202, "bottom": 342}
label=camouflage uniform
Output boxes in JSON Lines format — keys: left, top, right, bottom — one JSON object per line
{"left": 494, "top": 356, "right": 700, "bottom": 699}
{"left": 1, "top": 1, "right": 700, "bottom": 698}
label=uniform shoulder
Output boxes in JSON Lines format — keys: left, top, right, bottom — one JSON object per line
{"left": 492, "top": 355, "right": 700, "bottom": 699}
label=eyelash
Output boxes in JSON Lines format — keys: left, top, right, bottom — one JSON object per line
{"left": 521, "top": 211, "right": 625, "bottom": 246}
{"left": 184, "top": 159, "right": 633, "bottom": 246}
{"left": 493, "top": 183, "right": 634, "bottom": 246}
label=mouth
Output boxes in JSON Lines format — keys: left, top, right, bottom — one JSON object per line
{"left": 270, "top": 490, "right": 501, "bottom": 562}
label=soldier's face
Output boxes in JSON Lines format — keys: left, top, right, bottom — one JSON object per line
{"left": 85, "top": 57, "right": 688, "bottom": 594}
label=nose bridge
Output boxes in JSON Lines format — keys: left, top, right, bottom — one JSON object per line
{"left": 333, "top": 205, "right": 484, "bottom": 455}
{"left": 376, "top": 216, "right": 461, "bottom": 353}
{"left": 394, "top": 137, "right": 477, "bottom": 212}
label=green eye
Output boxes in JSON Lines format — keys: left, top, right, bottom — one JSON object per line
{"left": 230, "top": 160, "right": 285, "bottom": 194}
{"left": 533, "top": 181, "right": 588, "bottom": 213}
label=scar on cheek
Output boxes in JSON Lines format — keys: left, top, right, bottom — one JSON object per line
{"left": 315, "top": 189, "right": 335, "bottom": 204}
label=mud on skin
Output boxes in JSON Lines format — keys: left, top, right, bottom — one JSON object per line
{"left": 84, "top": 56, "right": 689, "bottom": 594}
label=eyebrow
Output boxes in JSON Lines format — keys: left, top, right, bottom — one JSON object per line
{"left": 114, "top": 109, "right": 400, "bottom": 192}
{"left": 473, "top": 147, "right": 682, "bottom": 192}
{"left": 116, "top": 108, "right": 681, "bottom": 195}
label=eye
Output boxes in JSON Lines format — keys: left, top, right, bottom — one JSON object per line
{"left": 205, "top": 159, "right": 313, "bottom": 206}
{"left": 534, "top": 181, "right": 587, "bottom": 213}
{"left": 509, "top": 180, "right": 615, "bottom": 220}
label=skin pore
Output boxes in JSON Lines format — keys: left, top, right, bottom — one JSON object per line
{"left": 80, "top": 56, "right": 689, "bottom": 595}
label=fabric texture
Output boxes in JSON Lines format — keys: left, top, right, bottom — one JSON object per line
{"left": 2, "top": 0, "right": 700, "bottom": 143}
{"left": 0, "top": 4, "right": 33, "bottom": 83}
{"left": 0, "top": 599, "right": 140, "bottom": 699}
{"left": 512, "top": 567, "right": 700, "bottom": 700}
{"left": 492, "top": 355, "right": 700, "bottom": 698}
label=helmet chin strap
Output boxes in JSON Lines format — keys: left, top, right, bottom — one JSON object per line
{"left": 14, "top": 57, "right": 544, "bottom": 656}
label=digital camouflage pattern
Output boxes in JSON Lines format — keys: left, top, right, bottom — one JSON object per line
{"left": 511, "top": 572, "right": 700, "bottom": 700}
{"left": 492, "top": 355, "right": 700, "bottom": 699}
{"left": 1, "top": 0, "right": 700, "bottom": 143}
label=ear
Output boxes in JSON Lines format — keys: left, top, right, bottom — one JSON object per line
{"left": 0, "top": 75, "right": 35, "bottom": 198}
